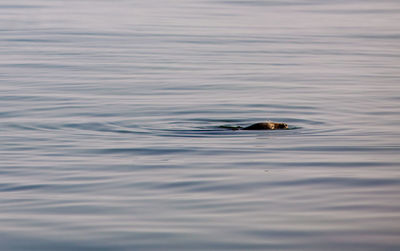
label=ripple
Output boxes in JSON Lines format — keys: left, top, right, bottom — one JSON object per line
{"left": 0, "top": 183, "right": 51, "bottom": 192}
{"left": 270, "top": 177, "right": 400, "bottom": 188}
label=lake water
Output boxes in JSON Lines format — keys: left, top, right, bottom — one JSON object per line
{"left": 1, "top": 0, "right": 400, "bottom": 250}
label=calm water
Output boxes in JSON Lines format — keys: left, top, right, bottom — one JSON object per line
{"left": 1, "top": 0, "right": 400, "bottom": 250}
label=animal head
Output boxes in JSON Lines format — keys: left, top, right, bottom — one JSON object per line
{"left": 274, "top": 122, "right": 288, "bottom": 129}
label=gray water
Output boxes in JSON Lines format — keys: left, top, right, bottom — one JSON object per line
{"left": 1, "top": 0, "right": 400, "bottom": 250}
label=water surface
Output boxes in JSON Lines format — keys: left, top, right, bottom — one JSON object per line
{"left": 1, "top": 0, "right": 400, "bottom": 250}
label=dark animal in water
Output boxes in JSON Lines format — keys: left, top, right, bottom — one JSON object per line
{"left": 243, "top": 122, "right": 288, "bottom": 130}
{"left": 220, "top": 122, "right": 288, "bottom": 130}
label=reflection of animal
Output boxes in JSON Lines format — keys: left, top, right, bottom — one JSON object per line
{"left": 243, "top": 122, "right": 288, "bottom": 130}
{"left": 219, "top": 122, "right": 288, "bottom": 130}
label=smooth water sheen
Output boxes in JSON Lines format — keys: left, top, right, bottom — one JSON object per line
{"left": 1, "top": 0, "right": 400, "bottom": 250}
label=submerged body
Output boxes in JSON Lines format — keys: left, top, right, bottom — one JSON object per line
{"left": 219, "top": 122, "right": 288, "bottom": 130}
{"left": 243, "top": 122, "right": 288, "bottom": 130}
